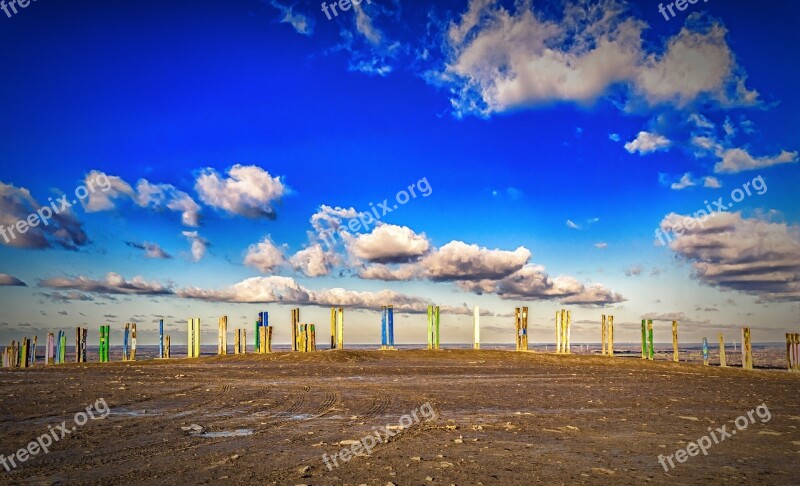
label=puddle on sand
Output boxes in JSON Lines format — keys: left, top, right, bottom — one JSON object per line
{"left": 199, "top": 429, "right": 254, "bottom": 438}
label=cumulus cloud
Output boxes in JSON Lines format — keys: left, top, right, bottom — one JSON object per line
{"left": 125, "top": 241, "right": 172, "bottom": 259}
{"left": 290, "top": 244, "right": 337, "bottom": 277}
{"left": 39, "top": 272, "right": 173, "bottom": 296}
{"left": 40, "top": 291, "right": 94, "bottom": 302}
{"left": 244, "top": 235, "right": 286, "bottom": 273}
{"left": 348, "top": 224, "right": 430, "bottom": 264}
{"left": 420, "top": 241, "right": 530, "bottom": 281}
{"left": 0, "top": 181, "right": 89, "bottom": 250}
{"left": 704, "top": 176, "right": 722, "bottom": 188}
{"left": 625, "top": 131, "right": 671, "bottom": 155}
{"left": 82, "top": 170, "right": 135, "bottom": 212}
{"left": 358, "top": 263, "right": 420, "bottom": 281}
{"left": 441, "top": 0, "right": 757, "bottom": 117}
{"left": 196, "top": 165, "right": 286, "bottom": 219}
{"left": 670, "top": 172, "right": 696, "bottom": 190}
{"left": 0, "top": 273, "right": 26, "bottom": 286}
{"left": 458, "top": 263, "right": 624, "bottom": 306}
{"left": 182, "top": 231, "right": 208, "bottom": 262}
{"left": 660, "top": 211, "right": 800, "bottom": 302}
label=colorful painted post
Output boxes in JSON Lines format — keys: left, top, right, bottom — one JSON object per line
{"left": 601, "top": 315, "right": 607, "bottom": 355}
{"left": 608, "top": 315, "right": 614, "bottom": 357}
{"left": 291, "top": 309, "right": 299, "bottom": 352}
{"left": 218, "top": 316, "right": 228, "bottom": 355}
{"left": 159, "top": 319, "right": 164, "bottom": 358}
{"left": 337, "top": 307, "right": 344, "bottom": 350}
{"left": 672, "top": 321, "right": 679, "bottom": 362}
{"left": 641, "top": 320, "right": 647, "bottom": 359}
{"left": 188, "top": 318, "right": 200, "bottom": 358}
{"left": 718, "top": 333, "right": 727, "bottom": 367}
{"left": 742, "top": 327, "right": 753, "bottom": 371}
{"left": 389, "top": 305, "right": 396, "bottom": 349}
{"left": 130, "top": 323, "right": 137, "bottom": 361}
{"left": 123, "top": 323, "right": 130, "bottom": 361}
{"left": 428, "top": 305, "right": 439, "bottom": 349}
{"left": 647, "top": 320, "right": 654, "bottom": 360}
{"left": 702, "top": 337, "right": 709, "bottom": 366}
{"left": 515, "top": 307, "right": 528, "bottom": 352}
{"left": 59, "top": 331, "right": 66, "bottom": 364}
{"left": 99, "top": 326, "right": 108, "bottom": 363}
{"left": 75, "top": 328, "right": 81, "bottom": 363}
{"left": 330, "top": 308, "right": 336, "bottom": 349}
{"left": 473, "top": 306, "right": 480, "bottom": 350}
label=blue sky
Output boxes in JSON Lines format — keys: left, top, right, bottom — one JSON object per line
{"left": 1, "top": 0, "right": 798, "bottom": 346}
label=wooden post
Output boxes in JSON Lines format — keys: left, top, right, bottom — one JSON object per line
{"left": 291, "top": 309, "right": 298, "bottom": 352}
{"left": 641, "top": 320, "right": 647, "bottom": 359}
{"left": 742, "top": 327, "right": 753, "bottom": 371}
{"left": 608, "top": 315, "right": 614, "bottom": 357}
{"left": 427, "top": 305, "right": 433, "bottom": 350}
{"left": 130, "top": 323, "right": 137, "bottom": 361}
{"left": 432, "top": 305, "right": 438, "bottom": 350}
{"left": 75, "top": 327, "right": 81, "bottom": 363}
{"left": 218, "top": 316, "right": 227, "bottom": 355}
{"left": 515, "top": 308, "right": 521, "bottom": 352}
{"left": 555, "top": 311, "right": 561, "bottom": 353}
{"left": 565, "top": 310, "right": 570, "bottom": 354}
{"left": 786, "top": 333, "right": 792, "bottom": 372}
{"left": 647, "top": 320, "right": 654, "bottom": 360}
{"left": 718, "top": 333, "right": 726, "bottom": 367}
{"left": 794, "top": 333, "right": 800, "bottom": 372}
{"left": 672, "top": 321, "right": 679, "bottom": 362}
{"left": 702, "top": 337, "right": 709, "bottom": 366}
{"left": 330, "top": 308, "right": 336, "bottom": 349}
{"left": 473, "top": 306, "right": 480, "bottom": 350}
{"left": 165, "top": 335, "right": 171, "bottom": 358}
{"left": 266, "top": 325, "right": 273, "bottom": 353}
{"left": 234, "top": 329, "right": 240, "bottom": 354}
{"left": 46, "top": 333, "right": 54, "bottom": 365}
{"left": 337, "top": 307, "right": 344, "bottom": 350}
{"left": 601, "top": 315, "right": 607, "bottom": 355}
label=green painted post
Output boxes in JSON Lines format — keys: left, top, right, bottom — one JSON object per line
{"left": 59, "top": 332, "right": 66, "bottom": 363}
{"left": 427, "top": 305, "right": 432, "bottom": 350}
{"left": 434, "top": 305, "right": 440, "bottom": 350}
{"left": 647, "top": 320, "right": 654, "bottom": 360}
{"left": 641, "top": 320, "right": 647, "bottom": 359}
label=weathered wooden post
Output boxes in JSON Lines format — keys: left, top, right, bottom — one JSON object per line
{"left": 786, "top": 333, "right": 799, "bottom": 372}
{"left": 601, "top": 315, "right": 607, "bottom": 355}
{"left": 555, "top": 311, "right": 562, "bottom": 353}
{"left": 795, "top": 333, "right": 800, "bottom": 372}
{"left": 46, "top": 333, "right": 54, "bottom": 365}
{"left": 608, "top": 315, "right": 614, "bottom": 356}
{"left": 702, "top": 337, "right": 709, "bottom": 366}
{"left": 337, "top": 307, "right": 344, "bottom": 350}
{"left": 75, "top": 328, "right": 81, "bottom": 363}
{"left": 330, "top": 308, "right": 336, "bottom": 349}
{"left": 187, "top": 318, "right": 200, "bottom": 358}
{"left": 473, "top": 306, "right": 480, "bottom": 350}
{"left": 123, "top": 323, "right": 130, "bottom": 361}
{"left": 234, "top": 328, "right": 241, "bottom": 354}
{"left": 564, "top": 310, "right": 570, "bottom": 353}
{"left": 291, "top": 309, "right": 299, "bottom": 352}
{"left": 718, "top": 333, "right": 727, "bottom": 367}
{"left": 165, "top": 335, "right": 171, "bottom": 358}
{"left": 218, "top": 316, "right": 228, "bottom": 355}
{"left": 672, "top": 321, "right": 679, "bottom": 362}
{"left": 742, "top": 327, "right": 753, "bottom": 370}
{"left": 130, "top": 323, "right": 137, "bottom": 361}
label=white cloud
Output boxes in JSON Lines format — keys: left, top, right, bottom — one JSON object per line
{"left": 244, "top": 235, "right": 285, "bottom": 273}
{"left": 82, "top": 170, "right": 135, "bottom": 212}
{"left": 348, "top": 224, "right": 430, "bottom": 264}
{"left": 40, "top": 272, "right": 172, "bottom": 296}
{"left": 566, "top": 219, "right": 580, "bottom": 230}
{"left": 136, "top": 180, "right": 201, "bottom": 227}
{"left": 625, "top": 131, "right": 671, "bottom": 155}
{"left": 440, "top": 0, "right": 758, "bottom": 117}
{"left": 182, "top": 231, "right": 208, "bottom": 262}
{"left": 420, "top": 241, "right": 530, "bottom": 281}
{"left": 125, "top": 241, "right": 172, "bottom": 259}
{"left": 704, "top": 176, "right": 722, "bottom": 188}
{"left": 660, "top": 211, "right": 800, "bottom": 302}
{"left": 196, "top": 165, "right": 286, "bottom": 219}
{"left": 290, "top": 244, "right": 337, "bottom": 277}
{"left": 358, "top": 263, "right": 420, "bottom": 281}
{"left": 594, "top": 242, "right": 608, "bottom": 249}
{"left": 714, "top": 148, "right": 798, "bottom": 174}
{"left": 670, "top": 172, "right": 696, "bottom": 190}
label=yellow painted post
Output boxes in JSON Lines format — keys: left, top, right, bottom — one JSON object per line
{"left": 554, "top": 310, "right": 560, "bottom": 353}
{"left": 672, "top": 321, "right": 679, "bottom": 363}
{"left": 337, "top": 307, "right": 344, "bottom": 350}
{"left": 267, "top": 325, "right": 273, "bottom": 353}
{"left": 742, "top": 327, "right": 753, "bottom": 371}
{"left": 565, "top": 310, "right": 571, "bottom": 354}
{"left": 718, "top": 333, "right": 726, "bottom": 367}
{"left": 259, "top": 326, "right": 267, "bottom": 353}
{"left": 521, "top": 307, "right": 528, "bottom": 351}
{"left": 608, "top": 316, "right": 614, "bottom": 357}
{"left": 165, "top": 335, "right": 171, "bottom": 358}
{"left": 234, "top": 329, "right": 240, "bottom": 354}
{"left": 330, "top": 308, "right": 336, "bottom": 350}
{"left": 601, "top": 315, "right": 607, "bottom": 355}
{"left": 218, "top": 316, "right": 227, "bottom": 355}
{"left": 514, "top": 308, "right": 521, "bottom": 351}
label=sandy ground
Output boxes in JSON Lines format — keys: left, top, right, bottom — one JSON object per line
{"left": 0, "top": 350, "right": 798, "bottom": 485}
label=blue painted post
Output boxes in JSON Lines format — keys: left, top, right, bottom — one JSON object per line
{"left": 702, "top": 337, "right": 709, "bottom": 366}
{"left": 123, "top": 323, "right": 130, "bottom": 361}
{"left": 381, "top": 305, "right": 388, "bottom": 349}
{"left": 387, "top": 305, "right": 394, "bottom": 348}
{"left": 159, "top": 319, "right": 164, "bottom": 358}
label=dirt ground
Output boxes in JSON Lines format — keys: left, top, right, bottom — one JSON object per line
{"left": 0, "top": 350, "right": 797, "bottom": 485}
